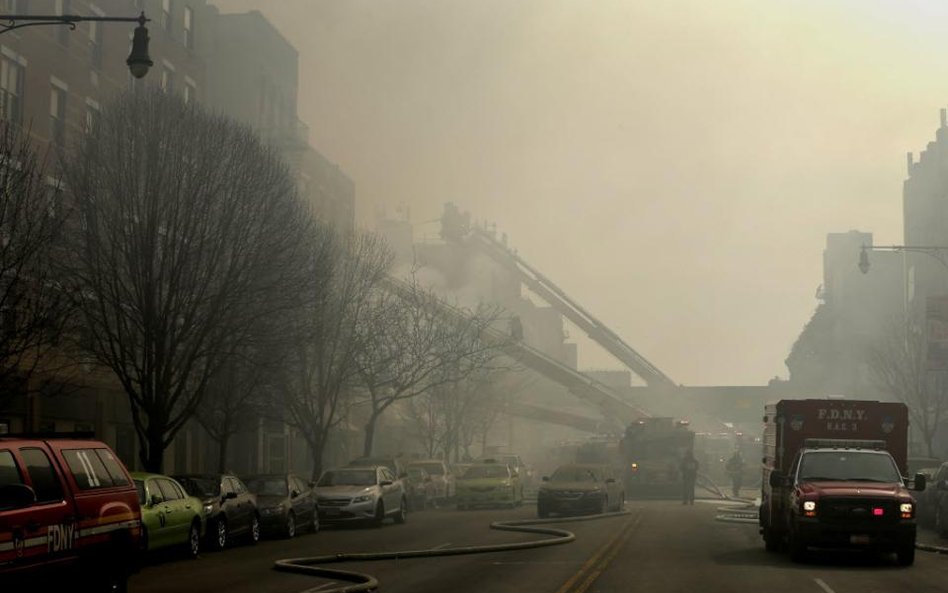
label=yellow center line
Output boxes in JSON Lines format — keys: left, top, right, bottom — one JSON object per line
{"left": 572, "top": 515, "right": 640, "bottom": 593}
{"left": 554, "top": 511, "right": 642, "bottom": 593}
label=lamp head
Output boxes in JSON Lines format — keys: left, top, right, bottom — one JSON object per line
{"left": 126, "top": 15, "right": 153, "bottom": 79}
{"left": 858, "top": 245, "right": 870, "bottom": 274}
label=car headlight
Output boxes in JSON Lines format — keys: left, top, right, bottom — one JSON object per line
{"left": 202, "top": 503, "right": 214, "bottom": 515}
{"left": 802, "top": 501, "right": 816, "bottom": 511}
{"left": 352, "top": 494, "right": 372, "bottom": 503}
{"left": 900, "top": 503, "right": 913, "bottom": 518}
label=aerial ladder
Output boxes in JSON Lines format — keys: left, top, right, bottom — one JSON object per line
{"left": 381, "top": 276, "right": 649, "bottom": 431}
{"left": 440, "top": 203, "right": 676, "bottom": 388}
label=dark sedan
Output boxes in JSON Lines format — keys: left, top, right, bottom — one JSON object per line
{"left": 173, "top": 473, "right": 260, "bottom": 550}
{"left": 244, "top": 473, "right": 319, "bottom": 538}
{"left": 537, "top": 463, "right": 622, "bottom": 518}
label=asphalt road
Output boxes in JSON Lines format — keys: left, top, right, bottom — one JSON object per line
{"left": 130, "top": 499, "right": 948, "bottom": 593}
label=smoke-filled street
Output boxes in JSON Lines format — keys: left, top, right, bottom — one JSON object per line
{"left": 129, "top": 501, "right": 948, "bottom": 593}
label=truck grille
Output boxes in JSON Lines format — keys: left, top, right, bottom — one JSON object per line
{"left": 820, "top": 498, "right": 897, "bottom": 524}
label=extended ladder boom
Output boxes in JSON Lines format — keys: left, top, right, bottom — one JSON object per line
{"left": 467, "top": 228, "right": 676, "bottom": 388}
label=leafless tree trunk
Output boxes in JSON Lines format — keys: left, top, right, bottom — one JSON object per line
{"left": 279, "top": 230, "right": 392, "bottom": 480}
{"left": 0, "top": 122, "right": 73, "bottom": 410}
{"left": 870, "top": 313, "right": 947, "bottom": 457}
{"left": 61, "top": 90, "right": 313, "bottom": 472}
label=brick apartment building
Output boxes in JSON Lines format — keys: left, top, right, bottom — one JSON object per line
{"left": 0, "top": 1, "right": 357, "bottom": 476}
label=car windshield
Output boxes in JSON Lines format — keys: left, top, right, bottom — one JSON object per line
{"left": 246, "top": 477, "right": 287, "bottom": 497}
{"left": 463, "top": 465, "right": 508, "bottom": 479}
{"left": 798, "top": 452, "right": 902, "bottom": 483}
{"left": 176, "top": 477, "right": 220, "bottom": 498}
{"left": 551, "top": 466, "right": 599, "bottom": 482}
{"left": 318, "top": 470, "right": 377, "bottom": 487}
{"left": 415, "top": 463, "right": 443, "bottom": 475}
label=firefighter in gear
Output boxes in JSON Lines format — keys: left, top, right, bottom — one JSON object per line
{"left": 679, "top": 451, "right": 699, "bottom": 505}
{"left": 725, "top": 451, "right": 745, "bottom": 498}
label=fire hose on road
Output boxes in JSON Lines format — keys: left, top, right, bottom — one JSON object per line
{"left": 273, "top": 510, "right": 630, "bottom": 593}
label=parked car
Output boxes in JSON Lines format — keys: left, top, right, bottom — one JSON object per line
{"left": 408, "top": 459, "right": 455, "bottom": 502}
{"left": 928, "top": 462, "right": 948, "bottom": 537}
{"left": 479, "top": 454, "right": 530, "bottom": 489}
{"left": 456, "top": 461, "right": 523, "bottom": 509}
{"left": 536, "top": 463, "right": 625, "bottom": 518}
{"left": 914, "top": 465, "right": 942, "bottom": 526}
{"left": 0, "top": 435, "right": 141, "bottom": 592}
{"left": 244, "top": 473, "right": 318, "bottom": 538}
{"left": 404, "top": 466, "right": 436, "bottom": 510}
{"left": 315, "top": 466, "right": 407, "bottom": 526}
{"left": 173, "top": 473, "right": 259, "bottom": 550}
{"left": 132, "top": 472, "right": 205, "bottom": 558}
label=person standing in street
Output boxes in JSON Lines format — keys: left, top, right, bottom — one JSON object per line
{"left": 725, "top": 451, "right": 745, "bottom": 498}
{"left": 679, "top": 451, "right": 699, "bottom": 505}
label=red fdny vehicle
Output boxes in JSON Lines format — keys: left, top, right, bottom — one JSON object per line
{"left": 0, "top": 435, "right": 142, "bottom": 591}
{"left": 759, "top": 399, "right": 926, "bottom": 565}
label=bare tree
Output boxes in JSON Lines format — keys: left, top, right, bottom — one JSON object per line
{"left": 355, "top": 274, "right": 505, "bottom": 456}
{"left": 61, "top": 90, "right": 313, "bottom": 472}
{"left": 870, "top": 313, "right": 948, "bottom": 457}
{"left": 0, "top": 122, "right": 73, "bottom": 410}
{"left": 279, "top": 231, "right": 392, "bottom": 480}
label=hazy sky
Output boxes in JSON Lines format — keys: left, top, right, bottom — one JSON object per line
{"left": 214, "top": 0, "right": 948, "bottom": 386}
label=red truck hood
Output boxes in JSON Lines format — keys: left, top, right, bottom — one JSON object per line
{"left": 799, "top": 481, "right": 908, "bottom": 498}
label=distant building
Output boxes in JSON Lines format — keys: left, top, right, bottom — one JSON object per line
{"left": 786, "top": 230, "right": 903, "bottom": 396}
{"left": 204, "top": 7, "right": 354, "bottom": 234}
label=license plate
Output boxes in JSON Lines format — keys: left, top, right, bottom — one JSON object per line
{"left": 849, "top": 534, "right": 870, "bottom": 545}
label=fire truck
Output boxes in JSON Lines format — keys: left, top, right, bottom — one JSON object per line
{"left": 759, "top": 399, "right": 926, "bottom": 565}
{"left": 621, "top": 418, "right": 695, "bottom": 498}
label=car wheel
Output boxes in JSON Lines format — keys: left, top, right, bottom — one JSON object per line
{"left": 213, "top": 519, "right": 228, "bottom": 551}
{"left": 372, "top": 501, "right": 385, "bottom": 527}
{"left": 285, "top": 512, "right": 296, "bottom": 539}
{"left": 788, "top": 528, "right": 807, "bottom": 563}
{"left": 394, "top": 498, "right": 407, "bottom": 524}
{"left": 311, "top": 509, "right": 320, "bottom": 534}
{"left": 249, "top": 514, "right": 261, "bottom": 544}
{"left": 186, "top": 521, "right": 200, "bottom": 559}
{"left": 896, "top": 542, "right": 915, "bottom": 566}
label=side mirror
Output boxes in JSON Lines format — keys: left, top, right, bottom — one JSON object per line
{"left": 541, "top": 476, "right": 550, "bottom": 482}
{"left": 224, "top": 491, "right": 238, "bottom": 500}
{"left": 291, "top": 489, "right": 301, "bottom": 499}
{"left": 912, "top": 473, "right": 927, "bottom": 492}
{"left": 768, "top": 471, "right": 787, "bottom": 489}
{"left": 150, "top": 494, "right": 163, "bottom": 506}
{"left": 380, "top": 480, "right": 393, "bottom": 487}
{"left": 0, "top": 483, "right": 36, "bottom": 509}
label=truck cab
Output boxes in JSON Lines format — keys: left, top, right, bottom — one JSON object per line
{"left": 767, "top": 439, "right": 925, "bottom": 565}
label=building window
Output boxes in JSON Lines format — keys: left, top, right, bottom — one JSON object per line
{"left": 183, "top": 78, "right": 196, "bottom": 104}
{"left": 0, "top": 57, "right": 23, "bottom": 124}
{"left": 50, "top": 85, "right": 66, "bottom": 148}
{"left": 183, "top": 6, "right": 194, "bottom": 49}
{"left": 84, "top": 99, "right": 100, "bottom": 135}
{"left": 160, "top": 67, "right": 174, "bottom": 94}
{"left": 89, "top": 20, "right": 103, "bottom": 69}
{"left": 56, "top": 0, "right": 71, "bottom": 46}
{"left": 161, "top": 0, "right": 172, "bottom": 33}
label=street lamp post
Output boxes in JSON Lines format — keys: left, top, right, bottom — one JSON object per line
{"left": 858, "top": 244, "right": 948, "bottom": 275}
{"left": 0, "top": 12, "right": 153, "bottom": 78}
